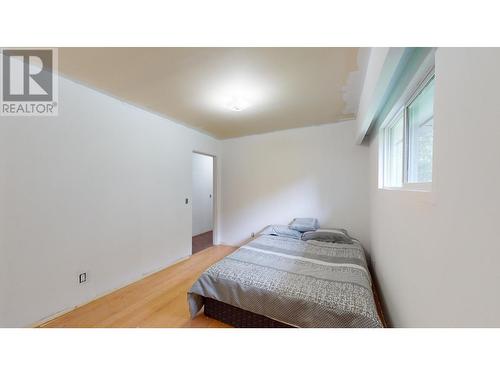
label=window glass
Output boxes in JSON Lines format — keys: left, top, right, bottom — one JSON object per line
{"left": 407, "top": 77, "right": 435, "bottom": 183}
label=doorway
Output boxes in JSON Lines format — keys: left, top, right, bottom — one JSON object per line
{"left": 192, "top": 152, "right": 215, "bottom": 254}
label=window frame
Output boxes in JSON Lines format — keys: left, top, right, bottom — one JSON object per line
{"left": 382, "top": 108, "right": 405, "bottom": 188}
{"left": 380, "top": 68, "right": 435, "bottom": 192}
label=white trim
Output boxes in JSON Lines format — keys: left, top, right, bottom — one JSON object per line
{"left": 380, "top": 182, "right": 431, "bottom": 193}
{"left": 192, "top": 150, "right": 219, "bottom": 245}
{"left": 406, "top": 67, "right": 436, "bottom": 107}
{"left": 404, "top": 182, "right": 432, "bottom": 191}
{"left": 381, "top": 108, "right": 404, "bottom": 188}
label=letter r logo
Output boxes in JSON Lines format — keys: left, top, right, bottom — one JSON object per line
{"left": 2, "top": 49, "right": 53, "bottom": 102}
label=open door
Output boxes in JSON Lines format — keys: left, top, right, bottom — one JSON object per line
{"left": 191, "top": 152, "right": 214, "bottom": 254}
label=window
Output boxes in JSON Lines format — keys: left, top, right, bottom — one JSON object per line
{"left": 381, "top": 72, "right": 435, "bottom": 190}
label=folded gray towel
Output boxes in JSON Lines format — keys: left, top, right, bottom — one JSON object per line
{"left": 289, "top": 217, "right": 319, "bottom": 232}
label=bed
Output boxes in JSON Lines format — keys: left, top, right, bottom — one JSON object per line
{"left": 188, "top": 234, "right": 384, "bottom": 328}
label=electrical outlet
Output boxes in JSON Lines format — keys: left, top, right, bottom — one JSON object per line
{"left": 79, "top": 272, "right": 87, "bottom": 284}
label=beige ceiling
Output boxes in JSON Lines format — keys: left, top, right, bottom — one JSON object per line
{"left": 59, "top": 48, "right": 360, "bottom": 139}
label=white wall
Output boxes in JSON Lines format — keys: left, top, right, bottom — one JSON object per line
{"left": 0, "top": 135, "right": 6, "bottom": 323}
{"left": 192, "top": 153, "right": 214, "bottom": 236}
{"left": 368, "top": 48, "right": 500, "bottom": 327}
{"left": 0, "top": 75, "right": 220, "bottom": 327}
{"left": 220, "top": 121, "right": 370, "bottom": 246}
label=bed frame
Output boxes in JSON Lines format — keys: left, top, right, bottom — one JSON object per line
{"left": 203, "top": 284, "right": 387, "bottom": 328}
{"left": 204, "top": 297, "right": 293, "bottom": 328}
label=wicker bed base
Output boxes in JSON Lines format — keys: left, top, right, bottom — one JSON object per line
{"left": 203, "top": 284, "right": 387, "bottom": 328}
{"left": 203, "top": 297, "right": 293, "bottom": 328}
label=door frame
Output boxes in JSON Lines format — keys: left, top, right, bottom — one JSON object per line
{"left": 191, "top": 150, "right": 218, "bottom": 246}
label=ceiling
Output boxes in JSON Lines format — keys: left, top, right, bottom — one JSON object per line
{"left": 59, "top": 48, "right": 361, "bottom": 139}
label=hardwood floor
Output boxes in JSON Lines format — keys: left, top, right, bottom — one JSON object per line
{"left": 39, "top": 243, "right": 387, "bottom": 328}
{"left": 39, "top": 245, "right": 235, "bottom": 328}
{"left": 192, "top": 230, "right": 213, "bottom": 254}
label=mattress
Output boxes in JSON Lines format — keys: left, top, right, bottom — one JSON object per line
{"left": 188, "top": 234, "right": 383, "bottom": 328}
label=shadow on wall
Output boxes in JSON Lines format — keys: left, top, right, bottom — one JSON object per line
{"left": 221, "top": 122, "right": 370, "bottom": 246}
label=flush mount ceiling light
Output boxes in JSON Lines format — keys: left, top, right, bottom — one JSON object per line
{"left": 202, "top": 73, "right": 272, "bottom": 114}
{"left": 226, "top": 96, "right": 251, "bottom": 111}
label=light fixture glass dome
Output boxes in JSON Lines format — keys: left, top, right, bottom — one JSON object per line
{"left": 226, "top": 96, "right": 251, "bottom": 111}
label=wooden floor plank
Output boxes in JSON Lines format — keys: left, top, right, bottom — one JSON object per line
{"left": 192, "top": 231, "right": 213, "bottom": 254}
{"left": 39, "top": 245, "right": 235, "bottom": 328}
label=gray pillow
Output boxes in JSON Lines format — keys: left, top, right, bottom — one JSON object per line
{"left": 301, "top": 228, "right": 353, "bottom": 244}
{"left": 289, "top": 218, "right": 320, "bottom": 232}
{"left": 260, "top": 225, "right": 302, "bottom": 239}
